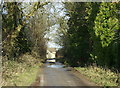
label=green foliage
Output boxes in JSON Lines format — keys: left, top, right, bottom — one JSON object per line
{"left": 63, "top": 2, "right": 90, "bottom": 66}
{"left": 62, "top": 2, "right": 120, "bottom": 69}
{"left": 94, "top": 3, "right": 119, "bottom": 47}
{"left": 91, "top": 2, "right": 119, "bottom": 67}
{"left": 14, "top": 27, "right": 32, "bottom": 57}
{"left": 2, "top": 2, "right": 48, "bottom": 60}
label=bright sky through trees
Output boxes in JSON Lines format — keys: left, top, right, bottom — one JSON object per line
{"left": 45, "top": 2, "right": 65, "bottom": 48}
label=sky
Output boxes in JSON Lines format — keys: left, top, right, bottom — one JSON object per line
{"left": 45, "top": 2, "right": 65, "bottom": 49}
{"left": 46, "top": 24, "right": 63, "bottom": 49}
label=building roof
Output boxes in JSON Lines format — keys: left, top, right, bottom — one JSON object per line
{"left": 47, "top": 48, "right": 56, "bottom": 52}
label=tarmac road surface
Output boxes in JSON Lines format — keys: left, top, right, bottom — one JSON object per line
{"left": 40, "top": 62, "right": 98, "bottom": 88}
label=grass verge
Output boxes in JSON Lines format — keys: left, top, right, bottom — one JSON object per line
{"left": 7, "top": 66, "right": 39, "bottom": 86}
{"left": 74, "top": 66, "right": 120, "bottom": 86}
{"left": 2, "top": 53, "right": 42, "bottom": 86}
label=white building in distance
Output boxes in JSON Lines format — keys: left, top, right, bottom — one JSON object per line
{"left": 46, "top": 48, "right": 56, "bottom": 58}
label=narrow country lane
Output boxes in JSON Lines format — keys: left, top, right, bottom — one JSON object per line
{"left": 40, "top": 62, "right": 98, "bottom": 88}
